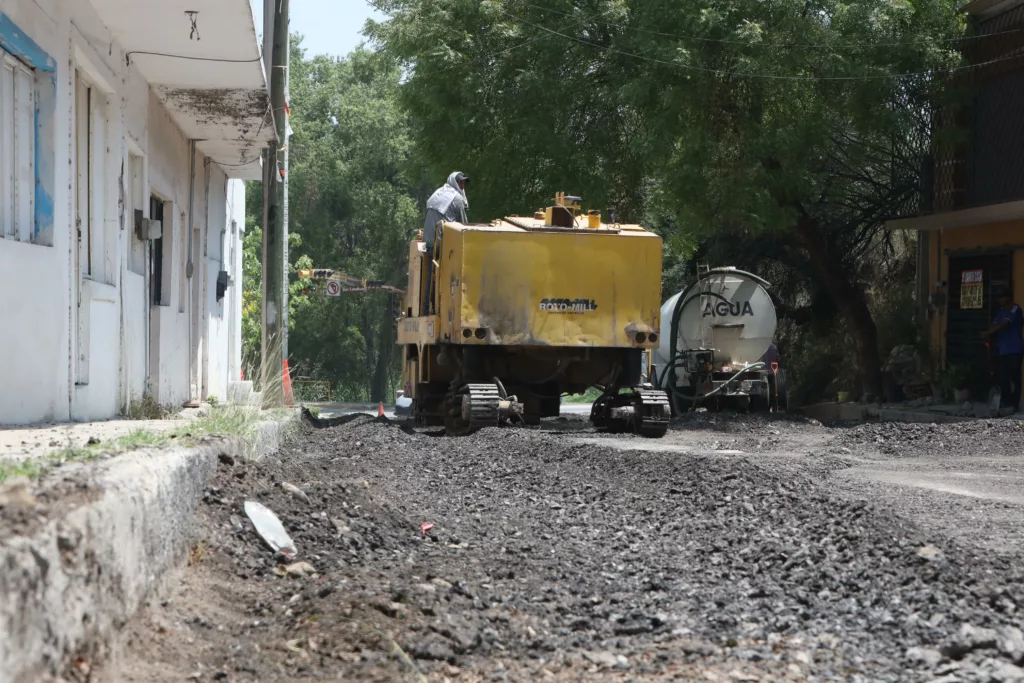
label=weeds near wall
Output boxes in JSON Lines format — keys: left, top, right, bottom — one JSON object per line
{"left": 0, "top": 405, "right": 296, "bottom": 485}
{"left": 125, "top": 393, "right": 175, "bottom": 420}
{"left": 0, "top": 345, "right": 299, "bottom": 485}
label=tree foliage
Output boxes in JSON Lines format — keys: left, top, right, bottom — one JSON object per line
{"left": 242, "top": 40, "right": 421, "bottom": 401}
{"left": 368, "top": 0, "right": 965, "bottom": 398}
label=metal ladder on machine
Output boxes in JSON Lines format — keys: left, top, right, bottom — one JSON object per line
{"left": 696, "top": 262, "right": 714, "bottom": 353}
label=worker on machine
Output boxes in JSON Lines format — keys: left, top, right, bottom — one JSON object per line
{"left": 422, "top": 171, "right": 470, "bottom": 314}
{"left": 983, "top": 286, "right": 1024, "bottom": 413}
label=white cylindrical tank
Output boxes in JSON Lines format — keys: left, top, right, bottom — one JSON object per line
{"left": 655, "top": 269, "right": 778, "bottom": 376}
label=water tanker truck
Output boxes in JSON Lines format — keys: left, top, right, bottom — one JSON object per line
{"left": 653, "top": 267, "right": 790, "bottom": 414}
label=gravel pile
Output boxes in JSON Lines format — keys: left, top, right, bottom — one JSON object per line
{"left": 834, "top": 419, "right": 1024, "bottom": 458}
{"left": 106, "top": 415, "right": 1024, "bottom": 682}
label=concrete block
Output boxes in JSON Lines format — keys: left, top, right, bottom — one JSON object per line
{"left": 875, "top": 408, "right": 968, "bottom": 424}
{"left": 803, "top": 401, "right": 977, "bottom": 425}
{"left": 0, "top": 444, "right": 220, "bottom": 682}
{"left": 250, "top": 409, "right": 300, "bottom": 461}
{"left": 228, "top": 380, "right": 256, "bottom": 406}
{"left": 0, "top": 410, "right": 297, "bottom": 682}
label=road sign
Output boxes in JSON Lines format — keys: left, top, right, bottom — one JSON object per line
{"left": 326, "top": 281, "right": 341, "bottom": 297}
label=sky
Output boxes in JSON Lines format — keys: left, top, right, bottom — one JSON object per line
{"left": 248, "top": 0, "right": 384, "bottom": 59}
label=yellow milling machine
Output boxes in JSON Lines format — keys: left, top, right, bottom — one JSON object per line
{"left": 397, "top": 193, "right": 671, "bottom": 437}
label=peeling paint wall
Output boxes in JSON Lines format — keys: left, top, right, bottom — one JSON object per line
{"left": 0, "top": 0, "right": 249, "bottom": 425}
{"left": 204, "top": 164, "right": 229, "bottom": 401}
{"left": 0, "top": 0, "right": 70, "bottom": 424}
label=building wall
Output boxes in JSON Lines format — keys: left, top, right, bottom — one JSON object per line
{"left": 0, "top": 0, "right": 73, "bottom": 424}
{"left": 123, "top": 271, "right": 147, "bottom": 408}
{"left": 228, "top": 180, "right": 245, "bottom": 386}
{"left": 203, "top": 167, "right": 227, "bottom": 402}
{"left": 0, "top": 239, "right": 69, "bottom": 423}
{"left": 0, "top": 1, "right": 247, "bottom": 425}
{"left": 925, "top": 220, "right": 1024, "bottom": 390}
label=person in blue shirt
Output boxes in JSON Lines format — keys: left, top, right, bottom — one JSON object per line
{"left": 983, "top": 287, "right": 1024, "bottom": 413}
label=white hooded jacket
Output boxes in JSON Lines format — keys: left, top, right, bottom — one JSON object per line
{"left": 423, "top": 171, "right": 469, "bottom": 245}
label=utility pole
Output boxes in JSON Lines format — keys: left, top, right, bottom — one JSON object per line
{"left": 261, "top": 0, "right": 289, "bottom": 407}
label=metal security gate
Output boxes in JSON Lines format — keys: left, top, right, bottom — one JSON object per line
{"left": 947, "top": 252, "right": 1013, "bottom": 396}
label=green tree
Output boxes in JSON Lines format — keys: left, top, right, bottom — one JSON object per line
{"left": 242, "top": 39, "right": 421, "bottom": 402}
{"left": 240, "top": 185, "right": 314, "bottom": 381}
{"left": 368, "top": 0, "right": 964, "bottom": 397}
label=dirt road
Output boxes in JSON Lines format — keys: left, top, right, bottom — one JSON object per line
{"left": 99, "top": 414, "right": 1024, "bottom": 682}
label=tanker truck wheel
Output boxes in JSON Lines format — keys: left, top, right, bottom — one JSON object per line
{"left": 732, "top": 395, "right": 751, "bottom": 413}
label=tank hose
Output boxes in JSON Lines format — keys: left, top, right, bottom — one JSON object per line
{"left": 667, "top": 269, "right": 773, "bottom": 368}
{"left": 664, "top": 361, "right": 766, "bottom": 404}
{"left": 666, "top": 290, "right": 725, "bottom": 412}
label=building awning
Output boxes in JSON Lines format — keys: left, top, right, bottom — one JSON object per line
{"left": 89, "top": 0, "right": 274, "bottom": 179}
{"left": 886, "top": 199, "right": 1024, "bottom": 231}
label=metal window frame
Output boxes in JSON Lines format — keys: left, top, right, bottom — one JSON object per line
{"left": 0, "top": 51, "right": 33, "bottom": 243}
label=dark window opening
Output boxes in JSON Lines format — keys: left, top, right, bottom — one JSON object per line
{"left": 151, "top": 197, "right": 165, "bottom": 306}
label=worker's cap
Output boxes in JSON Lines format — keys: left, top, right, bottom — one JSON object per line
{"left": 455, "top": 172, "right": 470, "bottom": 184}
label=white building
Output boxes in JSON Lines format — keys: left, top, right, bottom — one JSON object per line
{"left": 0, "top": 0, "right": 273, "bottom": 425}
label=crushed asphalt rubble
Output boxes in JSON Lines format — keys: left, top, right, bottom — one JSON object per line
{"left": 833, "top": 420, "right": 1024, "bottom": 459}
{"left": 94, "top": 413, "right": 1024, "bottom": 682}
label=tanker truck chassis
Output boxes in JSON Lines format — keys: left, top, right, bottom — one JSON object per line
{"left": 670, "top": 348, "right": 787, "bottom": 413}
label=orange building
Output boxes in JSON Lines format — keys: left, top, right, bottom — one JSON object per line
{"left": 888, "top": 0, "right": 1024, "bottom": 395}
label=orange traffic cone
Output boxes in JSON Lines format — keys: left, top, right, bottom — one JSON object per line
{"left": 378, "top": 402, "right": 385, "bottom": 417}
{"left": 282, "top": 360, "right": 294, "bottom": 407}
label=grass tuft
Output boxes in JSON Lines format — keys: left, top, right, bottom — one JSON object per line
{"left": 126, "top": 393, "right": 175, "bottom": 420}
{"left": 0, "top": 406, "right": 295, "bottom": 485}
{"left": 562, "top": 387, "right": 603, "bottom": 403}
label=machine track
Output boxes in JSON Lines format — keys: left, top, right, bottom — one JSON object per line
{"left": 591, "top": 386, "right": 671, "bottom": 438}
{"left": 445, "top": 383, "right": 502, "bottom": 435}
{"left": 634, "top": 388, "right": 671, "bottom": 438}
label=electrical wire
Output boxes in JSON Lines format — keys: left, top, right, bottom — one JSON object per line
{"left": 510, "top": 1, "right": 1020, "bottom": 50}
{"left": 125, "top": 51, "right": 263, "bottom": 66}
{"left": 487, "top": 2, "right": 623, "bottom": 57}
{"left": 214, "top": 159, "right": 262, "bottom": 168}
{"left": 492, "top": 7, "right": 1023, "bottom": 81}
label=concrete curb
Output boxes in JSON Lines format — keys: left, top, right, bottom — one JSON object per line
{"left": 0, "top": 413, "right": 298, "bottom": 683}
{"left": 250, "top": 410, "right": 299, "bottom": 460}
